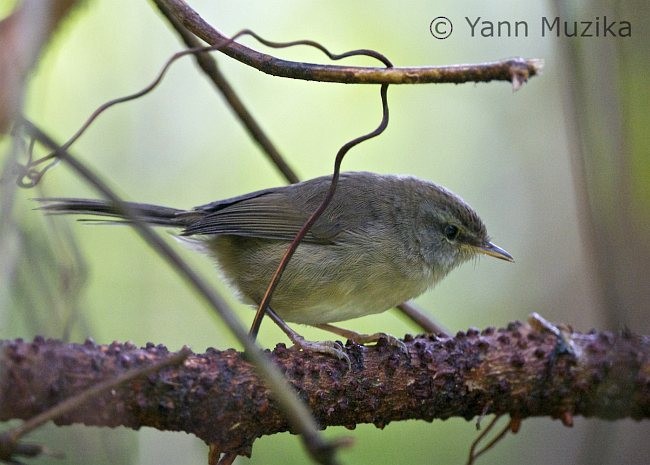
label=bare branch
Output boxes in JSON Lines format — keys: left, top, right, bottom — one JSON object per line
{"left": 156, "top": 0, "right": 542, "bottom": 88}
{"left": 2, "top": 321, "right": 648, "bottom": 458}
{"left": 0, "top": 349, "right": 190, "bottom": 462}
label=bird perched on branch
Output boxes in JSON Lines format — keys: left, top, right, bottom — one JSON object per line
{"left": 38, "top": 171, "right": 513, "bottom": 362}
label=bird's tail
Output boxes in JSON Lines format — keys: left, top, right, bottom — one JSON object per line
{"left": 35, "top": 198, "right": 196, "bottom": 228}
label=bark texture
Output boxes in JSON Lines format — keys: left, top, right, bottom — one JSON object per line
{"left": 1, "top": 322, "right": 649, "bottom": 456}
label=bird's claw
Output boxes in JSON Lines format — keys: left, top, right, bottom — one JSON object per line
{"left": 291, "top": 337, "right": 351, "bottom": 369}
{"left": 349, "top": 332, "right": 409, "bottom": 354}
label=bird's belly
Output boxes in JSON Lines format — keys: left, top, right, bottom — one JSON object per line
{"left": 207, "top": 236, "right": 433, "bottom": 325}
{"left": 273, "top": 290, "right": 391, "bottom": 325}
{"left": 267, "top": 271, "right": 431, "bottom": 324}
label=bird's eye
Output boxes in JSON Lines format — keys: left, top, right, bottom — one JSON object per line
{"left": 443, "top": 224, "right": 460, "bottom": 241}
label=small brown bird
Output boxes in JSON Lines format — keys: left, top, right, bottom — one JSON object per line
{"left": 38, "top": 172, "right": 513, "bottom": 360}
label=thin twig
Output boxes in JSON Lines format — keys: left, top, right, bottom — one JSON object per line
{"left": 396, "top": 302, "right": 449, "bottom": 336}
{"left": 248, "top": 39, "right": 392, "bottom": 337}
{"left": 16, "top": 43, "right": 219, "bottom": 186}
{"left": 158, "top": 0, "right": 542, "bottom": 87}
{"left": 15, "top": 29, "right": 274, "bottom": 186}
{"left": 467, "top": 416, "right": 513, "bottom": 464}
{"left": 466, "top": 415, "right": 500, "bottom": 465}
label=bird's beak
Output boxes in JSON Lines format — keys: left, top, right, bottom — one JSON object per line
{"left": 477, "top": 242, "right": 514, "bottom": 262}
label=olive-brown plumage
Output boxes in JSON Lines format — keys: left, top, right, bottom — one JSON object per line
{"left": 38, "top": 171, "right": 513, "bottom": 326}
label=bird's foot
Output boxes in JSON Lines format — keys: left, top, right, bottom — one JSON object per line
{"left": 314, "top": 324, "right": 409, "bottom": 354}
{"left": 261, "top": 307, "right": 352, "bottom": 368}
{"left": 290, "top": 335, "right": 351, "bottom": 369}
{"left": 351, "top": 332, "right": 409, "bottom": 353}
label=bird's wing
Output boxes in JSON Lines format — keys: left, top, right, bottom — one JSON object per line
{"left": 182, "top": 182, "right": 345, "bottom": 244}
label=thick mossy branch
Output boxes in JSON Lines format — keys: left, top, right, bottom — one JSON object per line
{"left": 1, "top": 322, "right": 649, "bottom": 456}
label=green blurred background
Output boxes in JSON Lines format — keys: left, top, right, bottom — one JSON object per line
{"left": 1, "top": 0, "right": 648, "bottom": 464}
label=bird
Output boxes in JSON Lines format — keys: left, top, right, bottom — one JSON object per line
{"left": 37, "top": 171, "right": 513, "bottom": 361}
